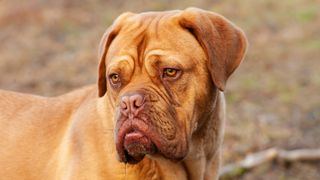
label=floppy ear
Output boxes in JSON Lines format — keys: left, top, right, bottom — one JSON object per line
{"left": 98, "top": 12, "right": 133, "bottom": 97}
{"left": 179, "top": 8, "right": 248, "bottom": 91}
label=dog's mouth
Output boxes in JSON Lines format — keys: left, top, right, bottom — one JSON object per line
{"left": 123, "top": 129, "right": 157, "bottom": 163}
{"left": 116, "top": 120, "right": 157, "bottom": 164}
{"left": 115, "top": 105, "right": 188, "bottom": 164}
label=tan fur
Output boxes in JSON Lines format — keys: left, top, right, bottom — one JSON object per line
{"left": 0, "top": 8, "right": 247, "bottom": 180}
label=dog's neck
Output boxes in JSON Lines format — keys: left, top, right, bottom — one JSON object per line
{"left": 181, "top": 90, "right": 224, "bottom": 179}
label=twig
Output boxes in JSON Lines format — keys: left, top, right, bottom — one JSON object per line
{"left": 220, "top": 148, "right": 320, "bottom": 178}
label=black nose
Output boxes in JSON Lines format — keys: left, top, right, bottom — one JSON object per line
{"left": 120, "top": 93, "right": 145, "bottom": 115}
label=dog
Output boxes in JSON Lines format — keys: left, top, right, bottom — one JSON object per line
{"left": 0, "top": 7, "right": 247, "bottom": 180}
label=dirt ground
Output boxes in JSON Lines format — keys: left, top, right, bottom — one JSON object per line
{"left": 1, "top": 0, "right": 319, "bottom": 179}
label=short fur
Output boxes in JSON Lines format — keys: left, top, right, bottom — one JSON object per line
{"left": 0, "top": 8, "right": 247, "bottom": 180}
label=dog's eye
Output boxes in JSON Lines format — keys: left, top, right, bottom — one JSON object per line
{"left": 109, "top": 73, "right": 120, "bottom": 84}
{"left": 163, "top": 68, "right": 180, "bottom": 78}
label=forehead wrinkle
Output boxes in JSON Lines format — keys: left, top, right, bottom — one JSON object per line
{"left": 147, "top": 13, "right": 175, "bottom": 41}
{"left": 108, "top": 55, "right": 134, "bottom": 72}
{"left": 151, "top": 14, "right": 167, "bottom": 39}
{"left": 108, "top": 25, "right": 147, "bottom": 74}
{"left": 145, "top": 50, "right": 187, "bottom": 66}
{"left": 136, "top": 33, "right": 148, "bottom": 69}
{"left": 124, "top": 16, "right": 155, "bottom": 71}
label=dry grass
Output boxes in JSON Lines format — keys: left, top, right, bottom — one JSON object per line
{"left": 1, "top": 0, "right": 319, "bottom": 179}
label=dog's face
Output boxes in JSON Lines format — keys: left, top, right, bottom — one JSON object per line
{"left": 98, "top": 8, "right": 247, "bottom": 164}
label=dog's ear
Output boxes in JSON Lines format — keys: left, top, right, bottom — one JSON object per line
{"left": 98, "top": 12, "right": 133, "bottom": 97}
{"left": 179, "top": 8, "right": 248, "bottom": 91}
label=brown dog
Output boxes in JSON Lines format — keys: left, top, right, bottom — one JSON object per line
{"left": 0, "top": 8, "right": 247, "bottom": 180}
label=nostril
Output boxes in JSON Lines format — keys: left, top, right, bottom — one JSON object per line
{"left": 130, "top": 94, "right": 145, "bottom": 109}
{"left": 133, "top": 100, "right": 142, "bottom": 109}
{"left": 133, "top": 101, "right": 140, "bottom": 109}
{"left": 120, "top": 101, "right": 127, "bottom": 110}
{"left": 120, "top": 96, "right": 130, "bottom": 111}
{"left": 120, "top": 93, "right": 145, "bottom": 115}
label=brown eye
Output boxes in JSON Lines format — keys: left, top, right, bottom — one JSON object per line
{"left": 109, "top": 73, "right": 120, "bottom": 84}
{"left": 163, "top": 68, "right": 179, "bottom": 78}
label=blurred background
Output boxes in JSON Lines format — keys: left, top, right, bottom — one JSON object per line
{"left": 0, "top": 0, "right": 319, "bottom": 179}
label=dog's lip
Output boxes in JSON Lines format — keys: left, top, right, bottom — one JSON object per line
{"left": 115, "top": 119, "right": 157, "bottom": 164}
{"left": 123, "top": 130, "right": 156, "bottom": 162}
{"left": 115, "top": 117, "right": 187, "bottom": 163}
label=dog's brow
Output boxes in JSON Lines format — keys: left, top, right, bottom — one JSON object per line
{"left": 145, "top": 49, "right": 167, "bottom": 58}
{"left": 109, "top": 56, "right": 134, "bottom": 68}
{"left": 146, "top": 53, "right": 185, "bottom": 70}
{"left": 108, "top": 56, "right": 134, "bottom": 74}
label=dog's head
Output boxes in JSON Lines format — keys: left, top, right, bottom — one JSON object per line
{"left": 97, "top": 8, "right": 247, "bottom": 164}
